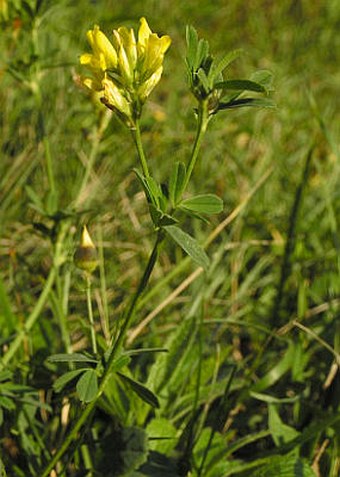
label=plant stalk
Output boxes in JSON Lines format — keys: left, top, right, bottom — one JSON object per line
{"left": 40, "top": 230, "right": 164, "bottom": 477}
{"left": 86, "top": 274, "right": 97, "bottom": 355}
{"left": 182, "top": 99, "right": 210, "bottom": 193}
{"left": 131, "top": 119, "right": 150, "bottom": 178}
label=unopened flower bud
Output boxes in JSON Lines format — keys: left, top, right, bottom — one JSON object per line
{"left": 74, "top": 226, "right": 98, "bottom": 273}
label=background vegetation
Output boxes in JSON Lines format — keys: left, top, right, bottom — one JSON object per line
{"left": 0, "top": 0, "right": 339, "bottom": 476}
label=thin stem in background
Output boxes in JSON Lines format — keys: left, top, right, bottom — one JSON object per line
{"left": 42, "top": 135, "right": 56, "bottom": 202}
{"left": 97, "top": 225, "right": 110, "bottom": 344}
{"left": 0, "top": 222, "right": 69, "bottom": 369}
{"left": 86, "top": 274, "right": 97, "bottom": 355}
{"left": 0, "top": 269, "right": 56, "bottom": 370}
{"left": 198, "top": 365, "right": 237, "bottom": 476}
{"left": 226, "top": 147, "right": 316, "bottom": 418}
{"left": 50, "top": 290, "right": 72, "bottom": 355}
{"left": 81, "top": 444, "right": 94, "bottom": 477}
{"left": 30, "top": 17, "right": 57, "bottom": 213}
{"left": 271, "top": 146, "right": 314, "bottom": 325}
{"left": 75, "top": 110, "right": 111, "bottom": 208}
{"left": 54, "top": 256, "right": 72, "bottom": 355}
{"left": 34, "top": 90, "right": 58, "bottom": 214}
{"left": 292, "top": 320, "right": 340, "bottom": 366}
{"left": 186, "top": 299, "right": 204, "bottom": 472}
{"left": 39, "top": 230, "right": 164, "bottom": 477}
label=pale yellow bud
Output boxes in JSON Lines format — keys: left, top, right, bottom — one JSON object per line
{"left": 89, "top": 25, "right": 117, "bottom": 70}
{"left": 102, "top": 78, "right": 131, "bottom": 118}
{"left": 138, "top": 67, "right": 163, "bottom": 103}
{"left": 74, "top": 226, "right": 98, "bottom": 274}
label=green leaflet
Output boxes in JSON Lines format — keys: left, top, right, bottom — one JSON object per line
{"left": 180, "top": 194, "right": 223, "bottom": 215}
{"left": 53, "top": 368, "right": 87, "bottom": 393}
{"left": 210, "top": 48, "right": 243, "bottom": 81}
{"left": 76, "top": 369, "right": 98, "bottom": 403}
{"left": 146, "top": 417, "right": 177, "bottom": 453}
{"left": 118, "top": 372, "right": 160, "bottom": 409}
{"left": 219, "top": 97, "right": 276, "bottom": 110}
{"left": 251, "top": 454, "right": 316, "bottom": 477}
{"left": 251, "top": 342, "right": 295, "bottom": 392}
{"left": 215, "top": 79, "right": 267, "bottom": 93}
{"left": 47, "top": 352, "right": 99, "bottom": 364}
{"left": 268, "top": 404, "right": 300, "bottom": 448}
{"left": 165, "top": 225, "right": 209, "bottom": 270}
{"left": 169, "top": 161, "right": 186, "bottom": 206}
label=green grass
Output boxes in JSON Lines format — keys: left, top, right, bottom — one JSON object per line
{"left": 0, "top": 1, "right": 339, "bottom": 476}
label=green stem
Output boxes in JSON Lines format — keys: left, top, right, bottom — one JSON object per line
{"left": 86, "top": 274, "right": 97, "bottom": 355}
{"left": 198, "top": 366, "right": 236, "bottom": 476}
{"left": 30, "top": 19, "right": 57, "bottom": 208}
{"left": 0, "top": 268, "right": 56, "bottom": 369}
{"left": 184, "top": 301, "right": 204, "bottom": 471}
{"left": 75, "top": 132, "right": 100, "bottom": 207}
{"left": 98, "top": 225, "right": 110, "bottom": 344}
{"left": 39, "top": 230, "right": 164, "bottom": 477}
{"left": 137, "top": 165, "right": 273, "bottom": 310}
{"left": 50, "top": 290, "right": 72, "bottom": 355}
{"left": 34, "top": 89, "right": 57, "bottom": 212}
{"left": 43, "top": 135, "right": 56, "bottom": 199}
{"left": 106, "top": 229, "right": 164, "bottom": 361}
{"left": 182, "top": 99, "right": 210, "bottom": 193}
{"left": 131, "top": 119, "right": 150, "bottom": 178}
{"left": 271, "top": 146, "right": 314, "bottom": 325}
{"left": 81, "top": 444, "right": 93, "bottom": 477}
{"left": 75, "top": 110, "right": 111, "bottom": 208}
{"left": 54, "top": 264, "right": 72, "bottom": 355}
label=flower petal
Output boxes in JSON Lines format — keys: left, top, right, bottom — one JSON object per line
{"left": 138, "top": 17, "right": 152, "bottom": 48}
{"left": 138, "top": 66, "right": 163, "bottom": 102}
{"left": 83, "top": 77, "right": 103, "bottom": 92}
{"left": 84, "top": 25, "right": 117, "bottom": 72}
{"left": 102, "top": 78, "right": 131, "bottom": 116}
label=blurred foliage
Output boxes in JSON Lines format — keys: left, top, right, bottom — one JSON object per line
{"left": 0, "top": 0, "right": 339, "bottom": 476}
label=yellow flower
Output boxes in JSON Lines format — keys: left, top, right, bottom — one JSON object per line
{"left": 0, "top": 0, "right": 8, "bottom": 20}
{"left": 80, "top": 25, "right": 118, "bottom": 91}
{"left": 137, "top": 18, "right": 171, "bottom": 81}
{"left": 80, "top": 18, "right": 171, "bottom": 125}
{"left": 113, "top": 26, "right": 137, "bottom": 85}
{"left": 102, "top": 77, "right": 131, "bottom": 118}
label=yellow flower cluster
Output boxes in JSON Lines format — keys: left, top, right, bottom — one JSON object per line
{"left": 80, "top": 17, "right": 171, "bottom": 126}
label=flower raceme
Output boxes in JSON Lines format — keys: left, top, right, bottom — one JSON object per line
{"left": 80, "top": 17, "right": 171, "bottom": 127}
